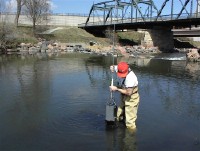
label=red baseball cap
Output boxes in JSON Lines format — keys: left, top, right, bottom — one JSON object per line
{"left": 117, "top": 62, "right": 129, "bottom": 78}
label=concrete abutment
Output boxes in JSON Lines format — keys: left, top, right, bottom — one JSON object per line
{"left": 141, "top": 27, "right": 174, "bottom": 52}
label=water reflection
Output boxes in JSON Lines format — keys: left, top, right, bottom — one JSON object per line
{"left": 125, "top": 57, "right": 200, "bottom": 119}
{"left": 85, "top": 55, "right": 112, "bottom": 87}
{"left": 116, "top": 56, "right": 200, "bottom": 150}
{"left": 185, "top": 61, "right": 200, "bottom": 81}
{"left": 106, "top": 126, "right": 137, "bottom": 151}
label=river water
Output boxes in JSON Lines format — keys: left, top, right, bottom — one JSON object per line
{"left": 0, "top": 53, "right": 200, "bottom": 151}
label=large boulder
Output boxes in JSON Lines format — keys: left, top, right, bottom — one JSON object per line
{"left": 186, "top": 48, "right": 200, "bottom": 62}
{"left": 47, "top": 44, "right": 54, "bottom": 50}
{"left": 29, "top": 46, "right": 40, "bottom": 54}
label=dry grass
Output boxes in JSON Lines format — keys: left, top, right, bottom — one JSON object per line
{"left": 3, "top": 25, "right": 200, "bottom": 49}
{"left": 42, "top": 26, "right": 110, "bottom": 46}
{"left": 117, "top": 31, "right": 145, "bottom": 45}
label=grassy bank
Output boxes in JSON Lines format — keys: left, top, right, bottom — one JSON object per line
{"left": 1, "top": 25, "right": 200, "bottom": 51}
{"left": 40, "top": 26, "right": 112, "bottom": 46}
{"left": 0, "top": 25, "right": 38, "bottom": 50}
{"left": 3, "top": 25, "right": 144, "bottom": 47}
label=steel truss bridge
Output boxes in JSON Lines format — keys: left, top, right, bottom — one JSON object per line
{"left": 78, "top": 0, "right": 200, "bottom": 36}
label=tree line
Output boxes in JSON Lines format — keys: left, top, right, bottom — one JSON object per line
{"left": 0, "top": 0, "right": 51, "bottom": 52}
{"left": 1, "top": 0, "right": 51, "bottom": 30}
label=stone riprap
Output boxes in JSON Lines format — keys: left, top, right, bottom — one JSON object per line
{"left": 11, "top": 42, "right": 162, "bottom": 56}
{"left": 4, "top": 39, "right": 198, "bottom": 61}
{"left": 186, "top": 48, "right": 200, "bottom": 62}
{"left": 8, "top": 40, "right": 93, "bottom": 55}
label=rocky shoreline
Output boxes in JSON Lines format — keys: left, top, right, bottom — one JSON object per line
{"left": 3, "top": 39, "right": 160, "bottom": 56}
{"left": 1, "top": 39, "right": 200, "bottom": 62}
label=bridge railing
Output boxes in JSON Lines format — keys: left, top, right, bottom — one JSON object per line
{"left": 79, "top": 12, "right": 200, "bottom": 27}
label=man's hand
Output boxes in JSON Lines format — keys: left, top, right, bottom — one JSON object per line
{"left": 109, "top": 86, "right": 118, "bottom": 91}
{"left": 110, "top": 65, "right": 115, "bottom": 72}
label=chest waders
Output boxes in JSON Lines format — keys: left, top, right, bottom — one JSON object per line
{"left": 105, "top": 72, "right": 129, "bottom": 125}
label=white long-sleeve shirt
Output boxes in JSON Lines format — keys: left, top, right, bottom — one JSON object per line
{"left": 114, "top": 66, "right": 138, "bottom": 88}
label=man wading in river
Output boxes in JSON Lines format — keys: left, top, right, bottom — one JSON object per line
{"left": 110, "top": 62, "right": 140, "bottom": 130}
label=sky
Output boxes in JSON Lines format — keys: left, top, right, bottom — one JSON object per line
{"left": 51, "top": 0, "right": 198, "bottom": 15}
{"left": 51, "top": 0, "right": 103, "bottom": 14}
{"left": 50, "top": 0, "right": 168, "bottom": 14}
{"left": 5, "top": 0, "right": 198, "bottom": 15}
{"left": 4, "top": 0, "right": 102, "bottom": 14}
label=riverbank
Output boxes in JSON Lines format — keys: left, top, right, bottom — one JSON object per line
{"left": 3, "top": 38, "right": 164, "bottom": 56}
{"left": 1, "top": 26, "right": 200, "bottom": 61}
{"left": 0, "top": 39, "right": 189, "bottom": 53}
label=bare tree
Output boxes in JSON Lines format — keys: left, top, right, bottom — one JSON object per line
{"left": 0, "top": 0, "right": 14, "bottom": 52}
{"left": 24, "top": 0, "right": 51, "bottom": 32}
{"left": 0, "top": 0, "right": 5, "bottom": 17}
{"left": 0, "top": 0, "right": 5, "bottom": 50}
{"left": 15, "top": 0, "right": 26, "bottom": 26}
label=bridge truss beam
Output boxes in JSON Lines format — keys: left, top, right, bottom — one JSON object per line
{"left": 84, "top": 0, "right": 200, "bottom": 27}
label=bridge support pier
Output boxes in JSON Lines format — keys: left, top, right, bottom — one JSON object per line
{"left": 141, "top": 27, "right": 174, "bottom": 52}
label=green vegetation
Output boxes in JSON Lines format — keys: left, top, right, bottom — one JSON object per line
{"left": 39, "top": 27, "right": 145, "bottom": 46}
{"left": 174, "top": 37, "right": 200, "bottom": 49}
{"left": 3, "top": 26, "right": 144, "bottom": 48}
{"left": 15, "top": 26, "right": 38, "bottom": 43}
{"left": 189, "top": 40, "right": 200, "bottom": 48}
{"left": 117, "top": 31, "right": 144, "bottom": 45}
{"left": 41, "top": 27, "right": 110, "bottom": 46}
{"left": 0, "top": 24, "right": 38, "bottom": 50}
{"left": 1, "top": 25, "right": 200, "bottom": 51}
